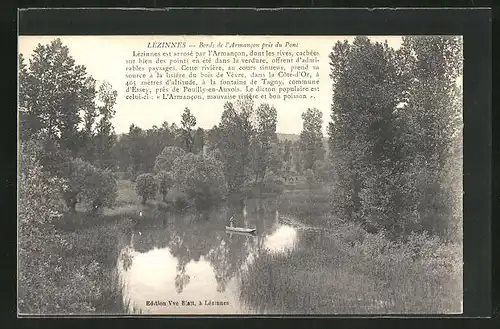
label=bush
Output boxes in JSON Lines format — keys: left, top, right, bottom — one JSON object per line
{"left": 135, "top": 173, "right": 158, "bottom": 204}
{"left": 154, "top": 146, "right": 185, "bottom": 173}
{"left": 172, "top": 153, "right": 227, "bottom": 210}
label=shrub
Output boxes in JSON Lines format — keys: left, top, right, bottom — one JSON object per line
{"left": 154, "top": 146, "right": 186, "bottom": 173}
{"left": 156, "top": 170, "right": 174, "bottom": 202}
{"left": 135, "top": 173, "right": 158, "bottom": 204}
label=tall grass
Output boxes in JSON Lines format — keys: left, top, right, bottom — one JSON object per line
{"left": 239, "top": 219, "right": 462, "bottom": 314}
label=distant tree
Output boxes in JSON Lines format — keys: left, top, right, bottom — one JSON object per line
{"left": 219, "top": 102, "right": 253, "bottom": 193}
{"left": 154, "top": 146, "right": 186, "bottom": 173}
{"left": 299, "top": 108, "right": 324, "bottom": 170}
{"left": 250, "top": 103, "right": 278, "bottom": 182}
{"left": 283, "top": 140, "right": 292, "bottom": 163}
{"left": 180, "top": 108, "right": 197, "bottom": 152}
{"left": 172, "top": 153, "right": 227, "bottom": 210}
{"left": 206, "top": 125, "right": 222, "bottom": 151}
{"left": 305, "top": 168, "right": 315, "bottom": 192}
{"left": 126, "top": 124, "right": 146, "bottom": 174}
{"left": 157, "top": 170, "right": 174, "bottom": 202}
{"left": 135, "top": 173, "right": 158, "bottom": 204}
{"left": 193, "top": 127, "right": 205, "bottom": 154}
{"left": 93, "top": 81, "right": 118, "bottom": 169}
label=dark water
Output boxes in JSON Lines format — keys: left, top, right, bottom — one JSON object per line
{"left": 117, "top": 198, "right": 305, "bottom": 314}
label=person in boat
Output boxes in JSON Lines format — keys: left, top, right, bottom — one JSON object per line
{"left": 229, "top": 215, "right": 234, "bottom": 227}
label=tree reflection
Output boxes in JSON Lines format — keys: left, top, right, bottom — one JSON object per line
{"left": 125, "top": 198, "right": 282, "bottom": 296}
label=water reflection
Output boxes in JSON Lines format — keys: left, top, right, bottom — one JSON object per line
{"left": 118, "top": 198, "right": 298, "bottom": 314}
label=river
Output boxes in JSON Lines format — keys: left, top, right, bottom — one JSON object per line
{"left": 116, "top": 197, "right": 327, "bottom": 315}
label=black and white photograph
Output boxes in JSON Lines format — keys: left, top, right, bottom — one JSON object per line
{"left": 17, "top": 34, "right": 463, "bottom": 315}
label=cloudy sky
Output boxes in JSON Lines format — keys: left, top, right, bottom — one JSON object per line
{"left": 19, "top": 35, "right": 405, "bottom": 135}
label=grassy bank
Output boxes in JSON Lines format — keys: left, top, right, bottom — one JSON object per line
{"left": 243, "top": 187, "right": 463, "bottom": 314}
{"left": 239, "top": 221, "right": 462, "bottom": 314}
{"left": 52, "top": 212, "right": 134, "bottom": 314}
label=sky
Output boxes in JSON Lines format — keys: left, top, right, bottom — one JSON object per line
{"left": 19, "top": 35, "right": 407, "bottom": 135}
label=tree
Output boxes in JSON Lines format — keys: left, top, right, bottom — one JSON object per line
{"left": 299, "top": 108, "right": 324, "bottom": 170}
{"left": 180, "top": 107, "right": 197, "bottom": 152}
{"left": 394, "top": 36, "right": 463, "bottom": 238}
{"left": 18, "top": 39, "right": 96, "bottom": 156}
{"left": 157, "top": 170, "right": 174, "bottom": 202}
{"left": 126, "top": 124, "right": 146, "bottom": 174}
{"left": 328, "top": 36, "right": 404, "bottom": 227}
{"left": 219, "top": 102, "right": 253, "bottom": 193}
{"left": 93, "top": 81, "right": 118, "bottom": 169}
{"left": 58, "top": 157, "right": 117, "bottom": 213}
{"left": 193, "top": 127, "right": 205, "bottom": 154}
{"left": 154, "top": 146, "right": 186, "bottom": 173}
{"left": 135, "top": 173, "right": 158, "bottom": 204}
{"left": 206, "top": 125, "right": 222, "bottom": 151}
{"left": 328, "top": 36, "right": 462, "bottom": 239}
{"left": 171, "top": 153, "right": 228, "bottom": 209}
{"left": 251, "top": 104, "right": 278, "bottom": 182}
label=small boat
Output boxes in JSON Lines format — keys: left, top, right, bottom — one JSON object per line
{"left": 225, "top": 226, "right": 257, "bottom": 234}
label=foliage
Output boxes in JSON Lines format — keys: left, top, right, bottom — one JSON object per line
{"left": 93, "top": 81, "right": 118, "bottom": 169}
{"left": 218, "top": 101, "right": 253, "bottom": 193}
{"left": 156, "top": 170, "right": 174, "bottom": 202}
{"left": 18, "top": 39, "right": 96, "bottom": 156}
{"left": 250, "top": 104, "right": 278, "bottom": 182}
{"left": 58, "top": 157, "right": 117, "bottom": 213}
{"left": 18, "top": 140, "right": 101, "bottom": 314}
{"left": 135, "top": 173, "right": 158, "bottom": 204}
{"left": 299, "top": 108, "right": 324, "bottom": 170}
{"left": 154, "top": 146, "right": 186, "bottom": 173}
{"left": 171, "top": 153, "right": 228, "bottom": 209}
{"left": 180, "top": 107, "right": 197, "bottom": 152}
{"left": 328, "top": 36, "right": 462, "bottom": 240}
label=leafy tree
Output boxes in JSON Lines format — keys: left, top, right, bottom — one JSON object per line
{"left": 328, "top": 36, "right": 462, "bottom": 239}
{"left": 59, "top": 158, "right": 117, "bottom": 213}
{"left": 93, "top": 81, "right": 118, "bottom": 169}
{"left": 171, "top": 153, "right": 228, "bottom": 209}
{"left": 126, "top": 124, "right": 146, "bottom": 174}
{"left": 299, "top": 108, "right": 324, "bottom": 170}
{"left": 193, "top": 127, "right": 205, "bottom": 154}
{"left": 18, "top": 39, "right": 96, "bottom": 156}
{"left": 395, "top": 36, "right": 463, "bottom": 238}
{"left": 135, "top": 173, "right": 158, "bottom": 204}
{"left": 154, "top": 146, "right": 186, "bottom": 173}
{"left": 180, "top": 107, "right": 197, "bottom": 152}
{"left": 328, "top": 36, "right": 404, "bottom": 227}
{"left": 219, "top": 102, "right": 253, "bottom": 193}
{"left": 251, "top": 104, "right": 278, "bottom": 182}
{"left": 206, "top": 125, "right": 222, "bottom": 151}
{"left": 157, "top": 170, "right": 174, "bottom": 202}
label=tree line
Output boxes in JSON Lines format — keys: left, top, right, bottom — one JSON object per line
{"left": 18, "top": 36, "right": 462, "bottom": 238}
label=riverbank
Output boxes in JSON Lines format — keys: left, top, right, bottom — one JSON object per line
{"left": 34, "top": 179, "right": 461, "bottom": 314}
{"left": 247, "top": 187, "right": 463, "bottom": 313}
